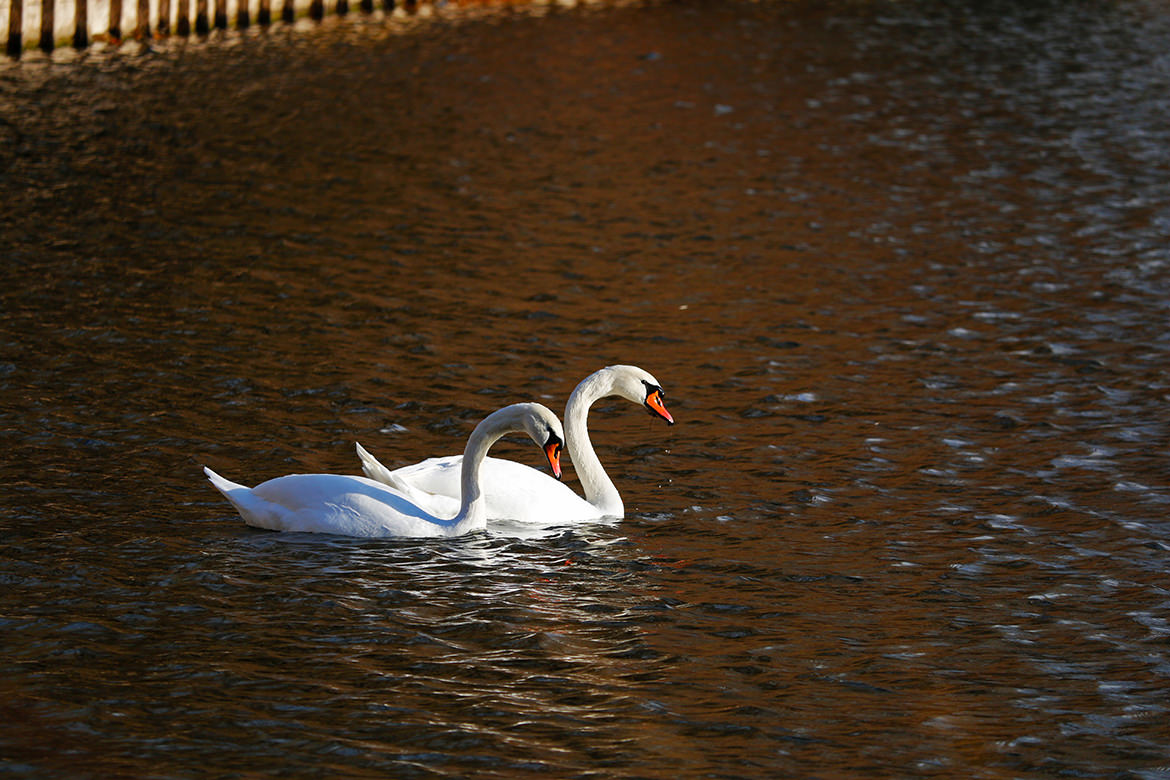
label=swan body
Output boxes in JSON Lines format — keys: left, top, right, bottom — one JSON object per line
{"left": 356, "top": 365, "right": 674, "bottom": 524}
{"left": 205, "top": 403, "right": 564, "bottom": 538}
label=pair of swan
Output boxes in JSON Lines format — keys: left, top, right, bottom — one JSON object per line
{"left": 205, "top": 365, "right": 674, "bottom": 538}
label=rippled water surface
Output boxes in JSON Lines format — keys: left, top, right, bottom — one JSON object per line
{"left": 3, "top": 1, "right": 1170, "bottom": 776}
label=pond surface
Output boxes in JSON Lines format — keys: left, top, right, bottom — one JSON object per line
{"left": 3, "top": 1, "right": 1170, "bottom": 776}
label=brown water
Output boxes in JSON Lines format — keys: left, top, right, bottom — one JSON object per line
{"left": 3, "top": 1, "right": 1170, "bottom": 776}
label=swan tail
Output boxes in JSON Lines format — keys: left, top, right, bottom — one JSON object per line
{"left": 203, "top": 466, "right": 287, "bottom": 531}
{"left": 355, "top": 442, "right": 414, "bottom": 493}
{"left": 354, "top": 443, "right": 458, "bottom": 513}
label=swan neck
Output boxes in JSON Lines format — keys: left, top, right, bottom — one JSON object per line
{"left": 452, "top": 417, "right": 501, "bottom": 530}
{"left": 566, "top": 374, "right": 622, "bottom": 516}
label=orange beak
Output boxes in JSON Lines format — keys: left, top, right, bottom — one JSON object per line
{"left": 645, "top": 390, "right": 674, "bottom": 425}
{"left": 544, "top": 440, "right": 563, "bottom": 480}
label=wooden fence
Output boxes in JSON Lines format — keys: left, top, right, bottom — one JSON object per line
{"left": 4, "top": 0, "right": 415, "bottom": 57}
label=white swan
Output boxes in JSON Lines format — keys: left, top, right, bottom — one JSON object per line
{"left": 355, "top": 365, "right": 674, "bottom": 524}
{"left": 204, "top": 403, "right": 564, "bottom": 538}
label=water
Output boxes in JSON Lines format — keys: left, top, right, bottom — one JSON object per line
{"left": 3, "top": 1, "right": 1170, "bottom": 776}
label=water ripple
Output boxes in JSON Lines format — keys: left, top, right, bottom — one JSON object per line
{"left": 4, "top": 0, "right": 1170, "bottom": 776}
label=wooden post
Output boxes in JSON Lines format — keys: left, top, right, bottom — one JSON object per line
{"left": 214, "top": 0, "right": 226, "bottom": 28}
{"left": 39, "top": 0, "right": 54, "bottom": 52}
{"left": 109, "top": 0, "right": 122, "bottom": 40}
{"left": 135, "top": 0, "right": 149, "bottom": 38}
{"left": 177, "top": 0, "right": 190, "bottom": 34}
{"left": 337, "top": 0, "right": 348, "bottom": 16}
{"left": 158, "top": 0, "right": 170, "bottom": 35}
{"left": 237, "top": 0, "right": 249, "bottom": 28}
{"left": 257, "top": 0, "right": 270, "bottom": 26}
{"left": 308, "top": 0, "right": 323, "bottom": 21}
{"left": 360, "top": 0, "right": 371, "bottom": 13}
{"left": 281, "top": 0, "right": 292, "bottom": 23}
{"left": 6, "top": 0, "right": 22, "bottom": 57}
{"left": 194, "top": 0, "right": 207, "bottom": 33}
{"left": 74, "top": 0, "right": 89, "bottom": 48}
{"left": 384, "top": 0, "right": 394, "bottom": 11}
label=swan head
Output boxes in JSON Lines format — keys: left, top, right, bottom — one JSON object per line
{"left": 489, "top": 402, "right": 565, "bottom": 480}
{"left": 602, "top": 365, "right": 675, "bottom": 425}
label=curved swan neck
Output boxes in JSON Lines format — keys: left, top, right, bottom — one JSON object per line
{"left": 565, "top": 371, "right": 623, "bottom": 516}
{"left": 452, "top": 416, "right": 504, "bottom": 531}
